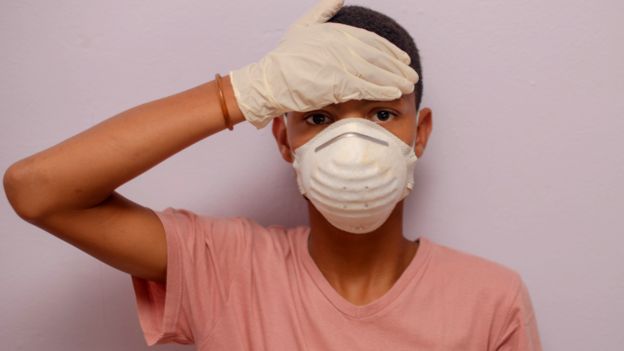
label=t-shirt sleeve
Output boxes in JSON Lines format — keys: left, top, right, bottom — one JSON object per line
{"left": 130, "top": 206, "right": 251, "bottom": 346}
{"left": 494, "top": 276, "right": 543, "bottom": 351}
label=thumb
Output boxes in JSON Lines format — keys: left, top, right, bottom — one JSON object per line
{"left": 291, "top": 0, "right": 344, "bottom": 29}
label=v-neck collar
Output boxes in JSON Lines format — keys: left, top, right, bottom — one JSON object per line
{"left": 296, "top": 227, "right": 432, "bottom": 319}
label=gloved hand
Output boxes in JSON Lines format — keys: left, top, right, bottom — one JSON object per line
{"left": 229, "top": 0, "right": 420, "bottom": 129}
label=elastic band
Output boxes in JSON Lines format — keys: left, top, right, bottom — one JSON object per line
{"left": 214, "top": 73, "right": 233, "bottom": 131}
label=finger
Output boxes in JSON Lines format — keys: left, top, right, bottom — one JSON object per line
{"left": 339, "top": 76, "right": 405, "bottom": 102}
{"left": 349, "top": 58, "right": 416, "bottom": 95}
{"left": 291, "top": 0, "right": 345, "bottom": 29}
{"left": 343, "top": 39, "right": 420, "bottom": 85}
{"left": 327, "top": 22, "right": 412, "bottom": 66}
{"left": 332, "top": 46, "right": 415, "bottom": 93}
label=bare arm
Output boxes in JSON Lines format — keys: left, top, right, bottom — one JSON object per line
{"left": 3, "top": 75, "right": 246, "bottom": 283}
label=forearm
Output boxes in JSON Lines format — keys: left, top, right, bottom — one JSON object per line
{"left": 4, "top": 75, "right": 245, "bottom": 219}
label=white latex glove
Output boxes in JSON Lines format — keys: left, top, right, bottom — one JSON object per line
{"left": 229, "top": 0, "right": 420, "bottom": 129}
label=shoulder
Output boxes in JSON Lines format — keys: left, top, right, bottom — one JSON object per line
{"left": 425, "top": 238, "right": 523, "bottom": 295}
{"left": 422, "top": 239, "right": 541, "bottom": 347}
{"left": 238, "top": 217, "right": 308, "bottom": 258}
{"left": 158, "top": 207, "right": 304, "bottom": 258}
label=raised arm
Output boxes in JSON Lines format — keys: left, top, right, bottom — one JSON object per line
{"left": 3, "top": 76, "right": 244, "bottom": 283}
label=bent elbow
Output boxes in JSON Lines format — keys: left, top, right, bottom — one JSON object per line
{"left": 3, "top": 163, "right": 45, "bottom": 221}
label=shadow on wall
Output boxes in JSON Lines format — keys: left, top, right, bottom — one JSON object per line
{"left": 190, "top": 149, "right": 310, "bottom": 229}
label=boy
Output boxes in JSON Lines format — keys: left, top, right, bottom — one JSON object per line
{"left": 4, "top": 0, "right": 542, "bottom": 350}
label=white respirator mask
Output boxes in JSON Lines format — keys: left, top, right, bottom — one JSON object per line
{"left": 289, "top": 116, "right": 418, "bottom": 234}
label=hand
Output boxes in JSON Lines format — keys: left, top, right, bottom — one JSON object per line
{"left": 229, "top": 0, "right": 419, "bottom": 129}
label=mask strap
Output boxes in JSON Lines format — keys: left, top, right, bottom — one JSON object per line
{"left": 409, "top": 109, "right": 419, "bottom": 149}
{"left": 283, "top": 113, "right": 297, "bottom": 160}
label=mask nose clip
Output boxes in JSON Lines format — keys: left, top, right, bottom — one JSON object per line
{"left": 314, "top": 132, "right": 389, "bottom": 152}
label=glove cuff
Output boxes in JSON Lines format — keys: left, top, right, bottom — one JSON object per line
{"left": 229, "top": 64, "right": 281, "bottom": 130}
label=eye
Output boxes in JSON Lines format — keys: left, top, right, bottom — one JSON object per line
{"left": 370, "top": 109, "right": 398, "bottom": 123}
{"left": 304, "top": 113, "right": 333, "bottom": 126}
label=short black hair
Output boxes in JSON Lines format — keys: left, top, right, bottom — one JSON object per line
{"left": 327, "top": 5, "right": 423, "bottom": 111}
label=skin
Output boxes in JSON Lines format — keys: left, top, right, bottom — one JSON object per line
{"left": 272, "top": 92, "right": 433, "bottom": 305}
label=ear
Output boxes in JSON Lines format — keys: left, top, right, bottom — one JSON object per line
{"left": 414, "top": 108, "right": 433, "bottom": 158}
{"left": 271, "top": 114, "right": 294, "bottom": 163}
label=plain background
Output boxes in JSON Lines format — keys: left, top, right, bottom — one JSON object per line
{"left": 1, "top": 0, "right": 622, "bottom": 350}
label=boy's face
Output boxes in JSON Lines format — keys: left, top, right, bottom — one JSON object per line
{"left": 272, "top": 92, "right": 432, "bottom": 163}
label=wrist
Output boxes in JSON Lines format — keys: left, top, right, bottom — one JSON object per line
{"left": 222, "top": 74, "right": 246, "bottom": 126}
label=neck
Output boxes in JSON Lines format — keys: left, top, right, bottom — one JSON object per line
{"left": 306, "top": 200, "right": 419, "bottom": 304}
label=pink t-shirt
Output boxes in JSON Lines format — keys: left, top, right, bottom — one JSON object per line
{"left": 131, "top": 207, "right": 542, "bottom": 350}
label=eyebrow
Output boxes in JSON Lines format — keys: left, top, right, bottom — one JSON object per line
{"left": 327, "top": 99, "right": 403, "bottom": 110}
{"left": 289, "top": 99, "right": 403, "bottom": 116}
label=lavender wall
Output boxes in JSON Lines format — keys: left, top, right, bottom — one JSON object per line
{"left": 1, "top": 1, "right": 622, "bottom": 350}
